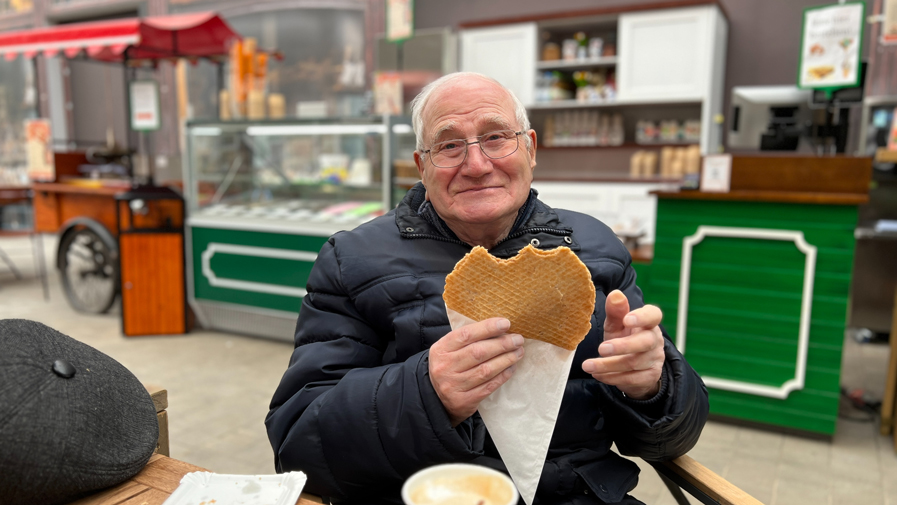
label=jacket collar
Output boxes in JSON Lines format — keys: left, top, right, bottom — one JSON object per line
{"left": 395, "top": 183, "right": 577, "bottom": 257}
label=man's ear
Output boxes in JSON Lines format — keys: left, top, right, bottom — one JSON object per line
{"left": 414, "top": 150, "right": 425, "bottom": 179}
{"left": 413, "top": 151, "right": 428, "bottom": 200}
{"left": 527, "top": 129, "right": 537, "bottom": 170}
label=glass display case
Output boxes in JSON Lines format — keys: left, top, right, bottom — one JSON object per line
{"left": 182, "top": 116, "right": 416, "bottom": 341}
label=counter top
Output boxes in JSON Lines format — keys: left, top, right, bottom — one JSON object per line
{"left": 653, "top": 189, "right": 868, "bottom": 205}
{"left": 654, "top": 155, "right": 872, "bottom": 205}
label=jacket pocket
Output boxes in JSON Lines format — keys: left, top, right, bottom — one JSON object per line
{"left": 573, "top": 455, "right": 640, "bottom": 504}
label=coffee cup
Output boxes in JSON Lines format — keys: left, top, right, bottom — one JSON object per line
{"left": 402, "top": 463, "right": 518, "bottom": 505}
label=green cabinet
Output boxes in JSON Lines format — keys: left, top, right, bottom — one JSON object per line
{"left": 650, "top": 197, "right": 859, "bottom": 435}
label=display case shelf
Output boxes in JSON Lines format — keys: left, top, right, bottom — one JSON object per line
{"left": 536, "top": 56, "right": 617, "bottom": 70}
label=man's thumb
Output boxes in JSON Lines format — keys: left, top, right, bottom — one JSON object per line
{"left": 604, "top": 290, "right": 630, "bottom": 334}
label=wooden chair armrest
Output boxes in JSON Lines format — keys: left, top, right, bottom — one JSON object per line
{"left": 145, "top": 384, "right": 168, "bottom": 413}
{"left": 651, "top": 455, "right": 764, "bottom": 505}
{"left": 144, "top": 384, "right": 170, "bottom": 457}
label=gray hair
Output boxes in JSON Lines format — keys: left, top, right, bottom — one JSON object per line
{"left": 410, "top": 72, "right": 531, "bottom": 152}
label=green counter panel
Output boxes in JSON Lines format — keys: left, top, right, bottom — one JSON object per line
{"left": 650, "top": 198, "right": 858, "bottom": 435}
{"left": 191, "top": 226, "right": 330, "bottom": 313}
{"left": 631, "top": 261, "right": 652, "bottom": 302}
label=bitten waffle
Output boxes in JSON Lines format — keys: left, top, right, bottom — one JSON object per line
{"left": 443, "top": 244, "right": 595, "bottom": 351}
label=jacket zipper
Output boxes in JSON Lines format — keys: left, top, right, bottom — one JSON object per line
{"left": 401, "top": 232, "right": 466, "bottom": 245}
{"left": 495, "top": 226, "right": 571, "bottom": 247}
{"left": 402, "top": 226, "right": 571, "bottom": 247}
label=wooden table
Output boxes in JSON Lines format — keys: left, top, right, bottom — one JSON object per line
{"left": 70, "top": 454, "right": 323, "bottom": 505}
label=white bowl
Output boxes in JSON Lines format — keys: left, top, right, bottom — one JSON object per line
{"left": 401, "top": 463, "right": 518, "bottom": 505}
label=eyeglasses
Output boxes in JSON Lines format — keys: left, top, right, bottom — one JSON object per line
{"left": 422, "top": 130, "right": 524, "bottom": 168}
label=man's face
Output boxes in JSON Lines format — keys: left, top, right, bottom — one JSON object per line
{"left": 413, "top": 78, "right": 537, "bottom": 232}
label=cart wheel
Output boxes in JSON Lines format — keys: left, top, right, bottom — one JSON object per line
{"left": 59, "top": 227, "right": 119, "bottom": 314}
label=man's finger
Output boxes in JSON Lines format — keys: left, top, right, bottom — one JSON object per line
{"left": 466, "top": 362, "right": 518, "bottom": 400}
{"left": 440, "top": 318, "right": 511, "bottom": 352}
{"left": 454, "top": 333, "right": 524, "bottom": 372}
{"left": 582, "top": 349, "right": 661, "bottom": 375}
{"left": 458, "top": 346, "right": 524, "bottom": 391}
{"left": 587, "top": 369, "right": 660, "bottom": 390}
{"left": 598, "top": 327, "right": 662, "bottom": 358}
{"left": 622, "top": 305, "right": 663, "bottom": 330}
{"left": 603, "top": 290, "right": 630, "bottom": 336}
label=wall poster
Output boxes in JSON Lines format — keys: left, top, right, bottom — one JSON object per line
{"left": 798, "top": 2, "right": 865, "bottom": 89}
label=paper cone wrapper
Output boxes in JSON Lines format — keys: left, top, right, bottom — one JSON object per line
{"left": 446, "top": 306, "right": 575, "bottom": 505}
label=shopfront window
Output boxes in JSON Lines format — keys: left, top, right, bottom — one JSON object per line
{"left": 0, "top": 0, "right": 33, "bottom": 15}
{"left": 179, "top": 7, "right": 367, "bottom": 121}
{"left": 0, "top": 58, "right": 36, "bottom": 186}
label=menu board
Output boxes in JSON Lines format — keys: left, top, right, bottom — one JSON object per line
{"left": 386, "top": 0, "right": 414, "bottom": 42}
{"left": 798, "top": 2, "right": 865, "bottom": 89}
{"left": 130, "top": 80, "right": 161, "bottom": 131}
{"left": 25, "top": 119, "right": 54, "bottom": 182}
{"left": 884, "top": 0, "right": 897, "bottom": 44}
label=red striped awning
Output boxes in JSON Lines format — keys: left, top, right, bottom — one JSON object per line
{"left": 0, "top": 12, "right": 240, "bottom": 63}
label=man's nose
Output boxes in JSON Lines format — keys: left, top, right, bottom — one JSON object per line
{"left": 460, "top": 143, "right": 493, "bottom": 176}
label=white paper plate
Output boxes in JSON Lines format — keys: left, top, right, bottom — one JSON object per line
{"left": 161, "top": 471, "right": 308, "bottom": 505}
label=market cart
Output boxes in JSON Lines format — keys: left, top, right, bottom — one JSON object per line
{"left": 0, "top": 13, "right": 242, "bottom": 333}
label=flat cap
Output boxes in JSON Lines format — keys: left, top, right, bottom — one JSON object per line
{"left": 0, "top": 319, "right": 158, "bottom": 505}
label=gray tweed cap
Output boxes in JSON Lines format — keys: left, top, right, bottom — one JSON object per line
{"left": 0, "top": 319, "right": 158, "bottom": 505}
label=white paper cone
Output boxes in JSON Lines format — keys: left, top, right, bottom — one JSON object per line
{"left": 446, "top": 307, "right": 575, "bottom": 505}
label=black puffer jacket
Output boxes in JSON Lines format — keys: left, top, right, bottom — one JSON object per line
{"left": 266, "top": 183, "right": 708, "bottom": 505}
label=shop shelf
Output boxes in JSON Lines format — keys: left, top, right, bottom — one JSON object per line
{"left": 538, "top": 142, "right": 699, "bottom": 150}
{"left": 536, "top": 56, "right": 617, "bottom": 70}
{"left": 528, "top": 98, "right": 702, "bottom": 110}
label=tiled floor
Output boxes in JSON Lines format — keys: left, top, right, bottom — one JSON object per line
{"left": 1, "top": 235, "right": 895, "bottom": 505}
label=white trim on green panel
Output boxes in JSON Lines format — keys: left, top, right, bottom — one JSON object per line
{"left": 201, "top": 243, "right": 318, "bottom": 298}
{"left": 676, "top": 226, "right": 817, "bottom": 400}
{"left": 188, "top": 216, "right": 350, "bottom": 236}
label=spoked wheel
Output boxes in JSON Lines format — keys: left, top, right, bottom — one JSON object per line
{"left": 59, "top": 227, "right": 119, "bottom": 314}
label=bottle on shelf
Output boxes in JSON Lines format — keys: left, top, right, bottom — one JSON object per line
{"left": 683, "top": 120, "right": 702, "bottom": 143}
{"left": 629, "top": 150, "right": 657, "bottom": 178}
{"left": 562, "top": 39, "right": 578, "bottom": 61}
{"left": 588, "top": 36, "right": 604, "bottom": 59}
{"left": 609, "top": 114, "right": 624, "bottom": 146}
{"left": 543, "top": 111, "right": 624, "bottom": 147}
{"left": 660, "top": 120, "right": 680, "bottom": 143}
{"left": 630, "top": 151, "right": 644, "bottom": 178}
{"left": 543, "top": 115, "right": 556, "bottom": 147}
{"left": 542, "top": 42, "right": 561, "bottom": 61}
{"left": 660, "top": 147, "right": 675, "bottom": 177}
{"left": 641, "top": 151, "right": 658, "bottom": 177}
{"left": 602, "top": 35, "right": 617, "bottom": 57}
{"left": 636, "top": 121, "right": 658, "bottom": 144}
{"left": 574, "top": 32, "right": 588, "bottom": 60}
{"left": 685, "top": 145, "right": 702, "bottom": 174}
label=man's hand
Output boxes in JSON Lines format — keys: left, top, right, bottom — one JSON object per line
{"left": 429, "top": 318, "right": 525, "bottom": 427}
{"left": 582, "top": 290, "right": 665, "bottom": 400}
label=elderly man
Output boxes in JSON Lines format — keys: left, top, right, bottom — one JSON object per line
{"left": 266, "top": 72, "right": 708, "bottom": 505}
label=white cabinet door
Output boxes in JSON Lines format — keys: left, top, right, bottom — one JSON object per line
{"left": 617, "top": 6, "right": 716, "bottom": 102}
{"left": 460, "top": 23, "right": 537, "bottom": 106}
